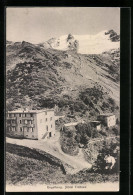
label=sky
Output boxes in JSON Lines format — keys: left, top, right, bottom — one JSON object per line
{"left": 6, "top": 7, "right": 120, "bottom": 44}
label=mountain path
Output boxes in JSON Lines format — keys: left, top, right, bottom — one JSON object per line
{"left": 6, "top": 135, "right": 92, "bottom": 174}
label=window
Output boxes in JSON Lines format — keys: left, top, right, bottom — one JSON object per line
{"left": 29, "top": 127, "right": 33, "bottom": 132}
{"left": 31, "top": 128, "right": 34, "bottom": 132}
{"left": 23, "top": 113, "right": 26, "bottom": 117}
{"left": 27, "top": 128, "right": 29, "bottom": 132}
{"left": 23, "top": 127, "right": 26, "bottom": 131}
{"left": 7, "top": 120, "right": 11, "bottom": 124}
{"left": 12, "top": 120, "right": 15, "bottom": 124}
{"left": 20, "top": 127, "right": 23, "bottom": 132}
{"left": 20, "top": 120, "right": 22, "bottom": 124}
{"left": 19, "top": 113, "right": 21, "bottom": 117}
{"left": 28, "top": 120, "right": 32, "bottom": 124}
{"left": 30, "top": 113, "right": 33, "bottom": 117}
{"left": 46, "top": 125, "right": 48, "bottom": 131}
{"left": 12, "top": 127, "right": 16, "bottom": 131}
{"left": 46, "top": 118, "right": 47, "bottom": 122}
{"left": 50, "top": 117, "right": 52, "bottom": 121}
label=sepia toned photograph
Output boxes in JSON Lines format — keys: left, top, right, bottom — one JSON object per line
{"left": 6, "top": 7, "right": 120, "bottom": 192}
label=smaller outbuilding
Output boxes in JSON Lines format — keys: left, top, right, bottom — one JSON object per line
{"left": 90, "top": 121, "right": 101, "bottom": 131}
{"left": 97, "top": 114, "right": 116, "bottom": 127}
{"left": 61, "top": 120, "right": 85, "bottom": 131}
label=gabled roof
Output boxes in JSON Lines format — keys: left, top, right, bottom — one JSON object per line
{"left": 64, "top": 122, "right": 78, "bottom": 127}
{"left": 7, "top": 109, "right": 54, "bottom": 114}
{"left": 99, "top": 113, "right": 115, "bottom": 117}
{"left": 90, "top": 121, "right": 101, "bottom": 124}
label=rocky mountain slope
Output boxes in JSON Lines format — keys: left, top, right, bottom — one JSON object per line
{"left": 6, "top": 30, "right": 120, "bottom": 121}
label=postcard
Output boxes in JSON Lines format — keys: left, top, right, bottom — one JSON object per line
{"left": 6, "top": 7, "right": 120, "bottom": 192}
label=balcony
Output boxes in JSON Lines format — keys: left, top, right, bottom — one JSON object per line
{"left": 27, "top": 123, "right": 35, "bottom": 128}
{"left": 22, "top": 117, "right": 34, "bottom": 120}
{"left": 6, "top": 122, "right": 16, "bottom": 125}
{"left": 6, "top": 123, "right": 11, "bottom": 126}
{"left": 30, "top": 124, "right": 34, "bottom": 128}
{"left": 6, "top": 117, "right": 17, "bottom": 120}
{"left": 11, "top": 123, "right": 17, "bottom": 126}
{"left": 23, "top": 123, "right": 35, "bottom": 127}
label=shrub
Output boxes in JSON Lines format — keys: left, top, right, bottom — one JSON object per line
{"left": 60, "top": 137, "right": 79, "bottom": 156}
{"left": 63, "top": 62, "right": 72, "bottom": 69}
{"left": 39, "top": 98, "right": 56, "bottom": 108}
{"left": 109, "top": 65, "right": 116, "bottom": 73}
{"left": 112, "top": 127, "right": 119, "bottom": 136}
{"left": 75, "top": 123, "right": 90, "bottom": 146}
{"left": 75, "top": 123, "right": 101, "bottom": 146}
{"left": 93, "top": 141, "right": 119, "bottom": 174}
{"left": 108, "top": 97, "right": 115, "bottom": 106}
{"left": 73, "top": 101, "right": 88, "bottom": 112}
{"left": 116, "top": 118, "right": 120, "bottom": 124}
{"left": 79, "top": 134, "right": 89, "bottom": 146}
{"left": 91, "top": 129, "right": 100, "bottom": 138}
{"left": 102, "top": 102, "right": 109, "bottom": 109}
{"left": 99, "top": 130, "right": 107, "bottom": 136}
{"left": 67, "top": 130, "right": 74, "bottom": 138}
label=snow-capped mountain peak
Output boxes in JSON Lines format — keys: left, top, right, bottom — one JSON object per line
{"left": 42, "top": 30, "right": 120, "bottom": 54}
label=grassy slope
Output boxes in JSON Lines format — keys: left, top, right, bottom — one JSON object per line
{"left": 6, "top": 143, "right": 119, "bottom": 185}
{"left": 6, "top": 42, "right": 120, "bottom": 122}
{"left": 6, "top": 143, "right": 67, "bottom": 185}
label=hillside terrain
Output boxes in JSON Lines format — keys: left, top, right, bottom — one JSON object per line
{"left": 6, "top": 30, "right": 120, "bottom": 123}
{"left": 6, "top": 30, "right": 120, "bottom": 186}
{"left": 6, "top": 142, "right": 119, "bottom": 186}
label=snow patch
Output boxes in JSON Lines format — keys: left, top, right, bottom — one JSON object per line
{"left": 46, "top": 30, "right": 120, "bottom": 54}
